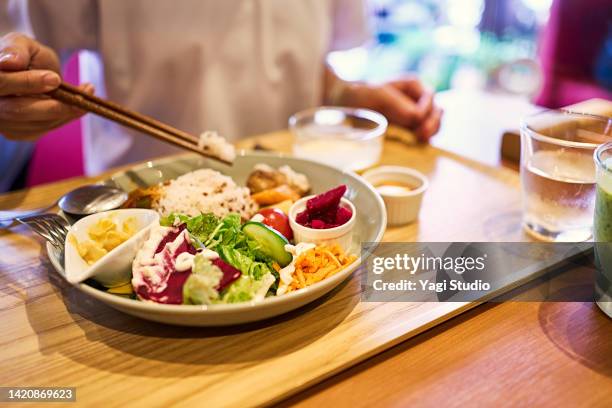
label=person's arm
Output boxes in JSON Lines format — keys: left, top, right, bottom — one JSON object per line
{"left": 324, "top": 0, "right": 441, "bottom": 141}
{"left": 323, "top": 64, "right": 442, "bottom": 142}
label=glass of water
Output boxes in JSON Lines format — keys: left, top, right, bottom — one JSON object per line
{"left": 289, "top": 107, "right": 387, "bottom": 171}
{"left": 520, "top": 110, "right": 612, "bottom": 242}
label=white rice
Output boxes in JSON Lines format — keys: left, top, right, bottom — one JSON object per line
{"left": 156, "top": 169, "right": 258, "bottom": 219}
{"left": 198, "top": 131, "right": 236, "bottom": 163}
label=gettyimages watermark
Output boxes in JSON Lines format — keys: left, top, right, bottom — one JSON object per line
{"left": 361, "top": 242, "right": 610, "bottom": 302}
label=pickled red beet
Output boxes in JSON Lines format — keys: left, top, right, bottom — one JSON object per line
{"left": 335, "top": 206, "right": 353, "bottom": 225}
{"left": 137, "top": 226, "right": 196, "bottom": 305}
{"left": 296, "top": 210, "right": 310, "bottom": 226}
{"left": 306, "top": 185, "right": 347, "bottom": 214}
{"left": 155, "top": 223, "right": 188, "bottom": 254}
{"left": 318, "top": 208, "right": 338, "bottom": 224}
{"left": 295, "top": 185, "right": 352, "bottom": 229}
{"left": 212, "top": 258, "right": 242, "bottom": 291}
{"left": 311, "top": 219, "right": 329, "bottom": 229}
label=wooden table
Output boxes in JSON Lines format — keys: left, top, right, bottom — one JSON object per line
{"left": 1, "top": 128, "right": 610, "bottom": 407}
{"left": 432, "top": 90, "right": 537, "bottom": 167}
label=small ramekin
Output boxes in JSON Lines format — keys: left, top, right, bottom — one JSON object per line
{"left": 288, "top": 196, "right": 356, "bottom": 251}
{"left": 362, "top": 166, "right": 428, "bottom": 226}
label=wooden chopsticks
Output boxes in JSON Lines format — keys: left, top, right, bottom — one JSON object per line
{"left": 48, "top": 82, "right": 232, "bottom": 165}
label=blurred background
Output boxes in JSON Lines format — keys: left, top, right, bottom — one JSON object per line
{"left": 5, "top": 0, "right": 612, "bottom": 190}
{"left": 330, "top": 0, "right": 611, "bottom": 106}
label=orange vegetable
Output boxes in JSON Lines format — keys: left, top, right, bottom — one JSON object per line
{"left": 251, "top": 185, "right": 300, "bottom": 206}
{"left": 287, "top": 244, "right": 356, "bottom": 292}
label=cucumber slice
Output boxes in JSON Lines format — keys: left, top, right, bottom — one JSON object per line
{"left": 242, "top": 221, "right": 293, "bottom": 267}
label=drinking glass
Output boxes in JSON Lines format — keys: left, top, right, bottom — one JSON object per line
{"left": 594, "top": 141, "right": 612, "bottom": 317}
{"left": 289, "top": 107, "right": 387, "bottom": 171}
{"left": 520, "top": 110, "right": 612, "bottom": 242}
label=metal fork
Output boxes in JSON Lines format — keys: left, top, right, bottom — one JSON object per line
{"left": 16, "top": 213, "right": 70, "bottom": 251}
{"left": 0, "top": 203, "right": 57, "bottom": 228}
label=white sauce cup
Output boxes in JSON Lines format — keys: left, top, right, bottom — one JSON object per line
{"left": 362, "top": 166, "right": 428, "bottom": 226}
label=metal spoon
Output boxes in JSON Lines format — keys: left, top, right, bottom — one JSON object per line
{"left": 58, "top": 185, "right": 128, "bottom": 216}
{"left": 0, "top": 185, "right": 128, "bottom": 228}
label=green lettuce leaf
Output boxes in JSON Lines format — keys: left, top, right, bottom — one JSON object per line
{"left": 185, "top": 213, "right": 220, "bottom": 242}
{"left": 160, "top": 213, "right": 189, "bottom": 227}
{"left": 204, "top": 213, "right": 244, "bottom": 249}
{"left": 182, "top": 254, "right": 222, "bottom": 305}
{"left": 161, "top": 213, "right": 221, "bottom": 246}
{"left": 221, "top": 272, "right": 276, "bottom": 303}
{"left": 218, "top": 245, "right": 273, "bottom": 280}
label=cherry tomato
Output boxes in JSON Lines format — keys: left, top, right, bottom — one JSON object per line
{"left": 257, "top": 208, "right": 293, "bottom": 240}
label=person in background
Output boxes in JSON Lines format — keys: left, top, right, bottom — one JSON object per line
{"left": 0, "top": 0, "right": 442, "bottom": 190}
{"left": 536, "top": 0, "right": 612, "bottom": 107}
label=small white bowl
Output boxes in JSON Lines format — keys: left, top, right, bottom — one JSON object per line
{"left": 362, "top": 166, "right": 428, "bottom": 226}
{"left": 64, "top": 209, "right": 159, "bottom": 287}
{"left": 288, "top": 197, "right": 356, "bottom": 251}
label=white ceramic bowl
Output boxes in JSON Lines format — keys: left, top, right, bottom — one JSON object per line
{"left": 64, "top": 209, "right": 159, "bottom": 287}
{"left": 288, "top": 197, "right": 356, "bottom": 252}
{"left": 362, "top": 166, "right": 428, "bottom": 226}
{"left": 47, "top": 152, "right": 386, "bottom": 326}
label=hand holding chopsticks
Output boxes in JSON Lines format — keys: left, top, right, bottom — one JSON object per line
{"left": 48, "top": 82, "right": 234, "bottom": 165}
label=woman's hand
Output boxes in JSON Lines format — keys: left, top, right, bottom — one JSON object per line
{"left": 0, "top": 33, "right": 92, "bottom": 141}
{"left": 337, "top": 76, "right": 443, "bottom": 142}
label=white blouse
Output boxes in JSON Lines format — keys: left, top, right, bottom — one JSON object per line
{"left": 15, "top": 0, "right": 369, "bottom": 174}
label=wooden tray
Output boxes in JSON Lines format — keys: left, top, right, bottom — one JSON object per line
{"left": 1, "top": 130, "right": 540, "bottom": 407}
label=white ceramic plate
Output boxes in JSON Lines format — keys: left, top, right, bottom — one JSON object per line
{"left": 47, "top": 151, "right": 386, "bottom": 326}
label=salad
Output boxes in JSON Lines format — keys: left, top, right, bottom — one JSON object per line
{"left": 93, "top": 180, "right": 357, "bottom": 305}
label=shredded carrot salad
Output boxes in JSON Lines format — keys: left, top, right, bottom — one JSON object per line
{"left": 288, "top": 244, "right": 356, "bottom": 292}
